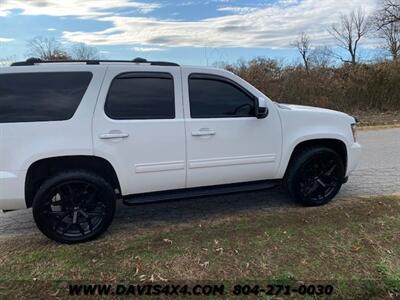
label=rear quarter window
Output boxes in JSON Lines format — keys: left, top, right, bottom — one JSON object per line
{"left": 0, "top": 72, "right": 93, "bottom": 123}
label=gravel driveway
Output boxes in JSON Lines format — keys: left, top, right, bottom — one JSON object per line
{"left": 1, "top": 128, "right": 399, "bottom": 239}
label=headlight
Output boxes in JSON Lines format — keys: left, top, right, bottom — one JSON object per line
{"left": 351, "top": 123, "right": 357, "bottom": 142}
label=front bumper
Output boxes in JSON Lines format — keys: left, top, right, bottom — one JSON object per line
{"left": 346, "top": 142, "right": 362, "bottom": 177}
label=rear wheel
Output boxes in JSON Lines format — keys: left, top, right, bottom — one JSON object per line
{"left": 32, "top": 171, "right": 116, "bottom": 243}
{"left": 285, "top": 147, "right": 345, "bottom": 206}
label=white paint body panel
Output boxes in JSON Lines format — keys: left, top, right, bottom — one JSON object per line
{"left": 275, "top": 104, "right": 361, "bottom": 178}
{"left": 181, "top": 67, "right": 282, "bottom": 187}
{"left": 92, "top": 65, "right": 186, "bottom": 195}
{"left": 0, "top": 63, "right": 361, "bottom": 210}
{"left": 0, "top": 65, "right": 106, "bottom": 209}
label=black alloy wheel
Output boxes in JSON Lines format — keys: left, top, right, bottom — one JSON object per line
{"left": 285, "top": 147, "right": 345, "bottom": 206}
{"left": 33, "top": 171, "right": 116, "bottom": 243}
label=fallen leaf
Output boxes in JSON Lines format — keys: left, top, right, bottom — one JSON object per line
{"left": 157, "top": 274, "right": 168, "bottom": 282}
{"left": 200, "top": 261, "right": 209, "bottom": 268}
{"left": 216, "top": 247, "right": 224, "bottom": 254}
{"left": 50, "top": 289, "right": 60, "bottom": 297}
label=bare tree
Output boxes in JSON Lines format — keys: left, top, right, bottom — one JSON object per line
{"left": 376, "top": 21, "right": 400, "bottom": 60}
{"left": 71, "top": 43, "right": 100, "bottom": 60}
{"left": 309, "top": 46, "right": 334, "bottom": 68}
{"left": 374, "top": 0, "right": 400, "bottom": 60}
{"left": 292, "top": 32, "right": 312, "bottom": 71}
{"left": 27, "top": 36, "right": 70, "bottom": 61}
{"left": 378, "top": 0, "right": 400, "bottom": 26}
{"left": 328, "top": 9, "right": 371, "bottom": 64}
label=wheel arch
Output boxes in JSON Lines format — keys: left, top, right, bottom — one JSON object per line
{"left": 25, "top": 155, "right": 121, "bottom": 208}
{"left": 282, "top": 138, "right": 348, "bottom": 179}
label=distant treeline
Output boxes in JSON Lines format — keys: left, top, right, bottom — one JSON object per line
{"left": 223, "top": 58, "right": 400, "bottom": 113}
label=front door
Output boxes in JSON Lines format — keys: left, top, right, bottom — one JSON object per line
{"left": 182, "top": 69, "right": 282, "bottom": 188}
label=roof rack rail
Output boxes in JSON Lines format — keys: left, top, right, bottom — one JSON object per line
{"left": 11, "top": 57, "right": 179, "bottom": 67}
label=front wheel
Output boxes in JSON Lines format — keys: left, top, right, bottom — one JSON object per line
{"left": 32, "top": 171, "right": 116, "bottom": 243}
{"left": 285, "top": 147, "right": 345, "bottom": 206}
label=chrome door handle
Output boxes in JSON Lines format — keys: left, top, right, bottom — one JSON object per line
{"left": 99, "top": 132, "right": 129, "bottom": 139}
{"left": 191, "top": 128, "right": 216, "bottom": 136}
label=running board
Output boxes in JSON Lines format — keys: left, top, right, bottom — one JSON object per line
{"left": 123, "top": 179, "right": 281, "bottom": 206}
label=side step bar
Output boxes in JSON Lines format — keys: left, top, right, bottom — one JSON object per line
{"left": 123, "top": 179, "right": 281, "bottom": 206}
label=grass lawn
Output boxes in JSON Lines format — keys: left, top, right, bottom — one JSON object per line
{"left": 0, "top": 195, "right": 399, "bottom": 299}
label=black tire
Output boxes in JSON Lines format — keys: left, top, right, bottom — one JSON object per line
{"left": 32, "top": 170, "right": 116, "bottom": 244}
{"left": 284, "top": 147, "right": 345, "bottom": 206}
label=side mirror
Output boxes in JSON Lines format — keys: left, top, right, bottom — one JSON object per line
{"left": 256, "top": 97, "right": 269, "bottom": 119}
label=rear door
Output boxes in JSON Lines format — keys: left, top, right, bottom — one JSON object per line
{"left": 93, "top": 65, "right": 186, "bottom": 196}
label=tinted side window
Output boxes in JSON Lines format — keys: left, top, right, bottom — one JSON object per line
{"left": 105, "top": 72, "right": 175, "bottom": 120}
{"left": 189, "top": 74, "right": 255, "bottom": 118}
{"left": 0, "top": 72, "right": 92, "bottom": 123}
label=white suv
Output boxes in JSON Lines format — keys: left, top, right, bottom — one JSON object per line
{"left": 0, "top": 58, "right": 361, "bottom": 243}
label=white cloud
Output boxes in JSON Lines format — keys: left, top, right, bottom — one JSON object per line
{"left": 62, "top": 0, "right": 378, "bottom": 49}
{"left": 0, "top": 0, "right": 161, "bottom": 18}
{"left": 217, "top": 6, "right": 259, "bottom": 14}
{"left": 279, "top": 0, "right": 301, "bottom": 5}
{"left": 0, "top": 37, "right": 14, "bottom": 42}
{"left": 133, "top": 46, "right": 166, "bottom": 52}
{"left": 1, "top": 0, "right": 379, "bottom": 49}
{"left": 47, "top": 28, "right": 56, "bottom": 31}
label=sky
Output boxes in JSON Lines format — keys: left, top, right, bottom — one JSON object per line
{"left": 0, "top": 0, "right": 381, "bottom": 66}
